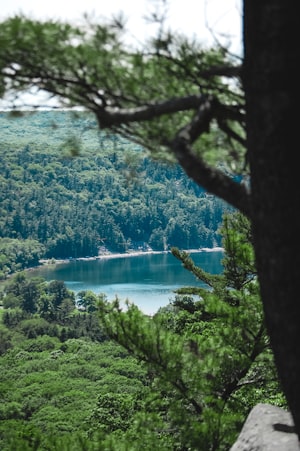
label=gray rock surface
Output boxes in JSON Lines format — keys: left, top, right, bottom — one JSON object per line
{"left": 230, "top": 403, "right": 300, "bottom": 451}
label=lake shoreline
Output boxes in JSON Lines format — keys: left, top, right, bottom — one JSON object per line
{"left": 38, "top": 247, "right": 224, "bottom": 267}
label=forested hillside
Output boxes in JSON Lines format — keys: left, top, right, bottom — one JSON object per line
{"left": 0, "top": 110, "right": 230, "bottom": 275}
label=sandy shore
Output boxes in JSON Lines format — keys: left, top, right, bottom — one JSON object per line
{"left": 39, "top": 250, "right": 167, "bottom": 266}
{"left": 38, "top": 247, "right": 223, "bottom": 267}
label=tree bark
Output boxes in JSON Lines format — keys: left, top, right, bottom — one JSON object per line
{"left": 243, "top": 0, "right": 300, "bottom": 438}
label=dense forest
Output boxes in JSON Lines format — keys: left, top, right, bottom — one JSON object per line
{"left": 0, "top": 110, "right": 231, "bottom": 278}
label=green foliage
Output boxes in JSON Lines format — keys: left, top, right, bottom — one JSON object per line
{"left": 220, "top": 213, "right": 256, "bottom": 289}
{"left": 16, "top": 320, "right": 58, "bottom": 341}
{"left": 0, "top": 110, "right": 230, "bottom": 267}
{"left": 1, "top": 274, "right": 106, "bottom": 342}
{"left": 2, "top": 308, "right": 29, "bottom": 328}
{"left": 0, "top": 337, "right": 148, "bottom": 450}
{"left": 97, "top": 212, "right": 286, "bottom": 450}
{"left": 77, "top": 290, "right": 98, "bottom": 313}
{"left": 0, "top": 238, "right": 44, "bottom": 279}
{"left": 0, "top": 327, "right": 13, "bottom": 355}
{"left": 89, "top": 392, "right": 138, "bottom": 434}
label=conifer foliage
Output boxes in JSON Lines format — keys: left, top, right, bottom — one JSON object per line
{"left": 97, "top": 212, "right": 285, "bottom": 450}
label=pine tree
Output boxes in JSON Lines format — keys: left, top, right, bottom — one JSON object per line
{"left": 97, "top": 212, "right": 286, "bottom": 450}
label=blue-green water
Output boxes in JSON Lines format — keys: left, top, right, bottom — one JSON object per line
{"left": 31, "top": 250, "right": 224, "bottom": 315}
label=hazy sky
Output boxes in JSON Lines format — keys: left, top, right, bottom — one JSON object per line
{"left": 0, "top": 0, "right": 242, "bottom": 52}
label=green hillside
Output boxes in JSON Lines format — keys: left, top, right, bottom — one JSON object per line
{"left": 0, "top": 110, "right": 231, "bottom": 276}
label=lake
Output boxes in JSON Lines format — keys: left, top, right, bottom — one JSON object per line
{"left": 31, "top": 250, "right": 224, "bottom": 315}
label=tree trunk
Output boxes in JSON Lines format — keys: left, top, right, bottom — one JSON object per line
{"left": 243, "top": 0, "right": 300, "bottom": 438}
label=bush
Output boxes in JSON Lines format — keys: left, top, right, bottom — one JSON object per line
{"left": 20, "top": 335, "right": 60, "bottom": 352}
{"left": 17, "top": 317, "right": 57, "bottom": 339}
{"left": 0, "top": 328, "right": 13, "bottom": 355}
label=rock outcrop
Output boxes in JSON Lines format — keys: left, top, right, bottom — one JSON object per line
{"left": 230, "top": 403, "right": 300, "bottom": 451}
